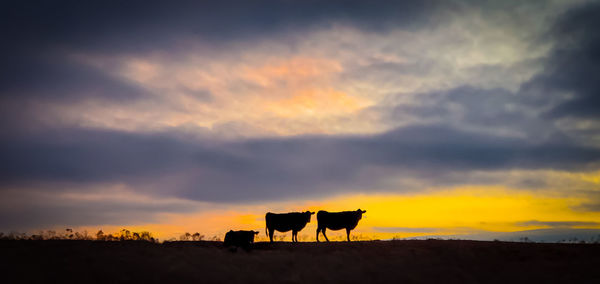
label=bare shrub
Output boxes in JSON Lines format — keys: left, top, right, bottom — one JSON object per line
{"left": 180, "top": 232, "right": 192, "bottom": 241}
{"left": 192, "top": 232, "right": 204, "bottom": 241}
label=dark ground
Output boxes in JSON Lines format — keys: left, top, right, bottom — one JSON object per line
{"left": 1, "top": 240, "right": 599, "bottom": 283}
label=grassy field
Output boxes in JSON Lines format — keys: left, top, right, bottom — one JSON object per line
{"left": 2, "top": 239, "right": 599, "bottom": 283}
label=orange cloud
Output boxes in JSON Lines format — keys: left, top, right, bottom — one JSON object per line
{"left": 67, "top": 54, "right": 378, "bottom": 136}
{"left": 240, "top": 56, "right": 342, "bottom": 88}
{"left": 266, "top": 88, "right": 370, "bottom": 118}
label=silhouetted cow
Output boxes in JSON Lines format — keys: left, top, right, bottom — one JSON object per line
{"left": 316, "top": 209, "right": 366, "bottom": 242}
{"left": 223, "top": 230, "right": 259, "bottom": 248}
{"left": 265, "top": 211, "right": 315, "bottom": 242}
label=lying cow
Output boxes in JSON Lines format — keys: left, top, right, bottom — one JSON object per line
{"left": 265, "top": 211, "right": 315, "bottom": 242}
{"left": 316, "top": 209, "right": 366, "bottom": 242}
{"left": 223, "top": 230, "right": 259, "bottom": 248}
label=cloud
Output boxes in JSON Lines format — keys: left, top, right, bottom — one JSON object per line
{"left": 378, "top": 85, "right": 551, "bottom": 138}
{"left": 2, "top": 0, "right": 442, "bottom": 56}
{"left": 1, "top": 124, "right": 598, "bottom": 202}
{"left": 0, "top": 54, "right": 148, "bottom": 103}
{"left": 0, "top": 0, "right": 586, "bottom": 137}
{"left": 0, "top": 189, "right": 200, "bottom": 230}
{"left": 576, "top": 203, "right": 600, "bottom": 212}
{"left": 521, "top": 1, "right": 600, "bottom": 119}
{"left": 573, "top": 191, "right": 600, "bottom": 212}
{"left": 516, "top": 220, "right": 600, "bottom": 228}
{"left": 337, "top": 1, "right": 600, "bottom": 144}
{"left": 0, "top": 0, "right": 438, "bottom": 120}
{"left": 407, "top": 228, "right": 600, "bottom": 242}
{"left": 1, "top": 0, "right": 599, "bottom": 232}
{"left": 0, "top": 127, "right": 226, "bottom": 183}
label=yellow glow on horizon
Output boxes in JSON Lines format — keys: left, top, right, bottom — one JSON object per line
{"left": 314, "top": 187, "right": 600, "bottom": 234}
{"left": 74, "top": 186, "right": 600, "bottom": 241}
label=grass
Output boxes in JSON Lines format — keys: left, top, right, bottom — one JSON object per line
{"left": 1, "top": 239, "right": 599, "bottom": 283}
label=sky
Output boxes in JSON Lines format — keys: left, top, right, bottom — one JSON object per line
{"left": 1, "top": 0, "right": 600, "bottom": 241}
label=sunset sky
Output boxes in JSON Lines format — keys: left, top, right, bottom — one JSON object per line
{"left": 1, "top": 0, "right": 600, "bottom": 241}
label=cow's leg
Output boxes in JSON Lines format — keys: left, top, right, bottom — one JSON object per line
{"left": 292, "top": 230, "right": 297, "bottom": 242}
{"left": 316, "top": 227, "right": 320, "bottom": 242}
{"left": 268, "top": 228, "right": 275, "bottom": 243}
{"left": 322, "top": 228, "right": 329, "bottom": 242}
{"left": 346, "top": 228, "right": 351, "bottom": 242}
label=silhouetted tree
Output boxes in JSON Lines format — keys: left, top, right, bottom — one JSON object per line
{"left": 119, "top": 229, "right": 131, "bottom": 241}
{"left": 65, "top": 228, "right": 74, "bottom": 239}
{"left": 45, "top": 230, "right": 57, "bottom": 240}
{"left": 0, "top": 228, "right": 160, "bottom": 242}
{"left": 30, "top": 234, "right": 43, "bottom": 240}
{"left": 96, "top": 230, "right": 105, "bottom": 241}
{"left": 139, "top": 231, "right": 153, "bottom": 242}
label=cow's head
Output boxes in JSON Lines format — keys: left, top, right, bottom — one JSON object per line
{"left": 246, "top": 231, "right": 259, "bottom": 243}
{"left": 356, "top": 209, "right": 366, "bottom": 219}
{"left": 304, "top": 211, "right": 316, "bottom": 222}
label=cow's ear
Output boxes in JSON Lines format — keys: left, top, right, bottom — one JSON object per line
{"left": 361, "top": 210, "right": 367, "bottom": 213}
{"left": 311, "top": 212, "right": 315, "bottom": 215}
{"left": 254, "top": 231, "right": 258, "bottom": 235}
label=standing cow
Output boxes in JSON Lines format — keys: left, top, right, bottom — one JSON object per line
{"left": 265, "top": 211, "right": 315, "bottom": 242}
{"left": 316, "top": 209, "right": 366, "bottom": 242}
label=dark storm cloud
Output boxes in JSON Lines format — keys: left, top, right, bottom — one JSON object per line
{"left": 385, "top": 86, "right": 518, "bottom": 124}
{"left": 377, "top": 85, "right": 559, "bottom": 142}
{"left": 2, "top": 0, "right": 442, "bottom": 55}
{"left": 0, "top": 127, "right": 213, "bottom": 183}
{"left": 1, "top": 124, "right": 599, "bottom": 202}
{"left": 0, "top": 54, "right": 147, "bottom": 102}
{"left": 573, "top": 191, "right": 600, "bottom": 212}
{"left": 576, "top": 203, "right": 600, "bottom": 212}
{"left": 521, "top": 1, "right": 600, "bottom": 119}
{"left": 0, "top": 191, "right": 197, "bottom": 229}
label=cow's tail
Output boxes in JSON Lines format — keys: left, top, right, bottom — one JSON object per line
{"left": 265, "top": 225, "right": 268, "bottom": 237}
